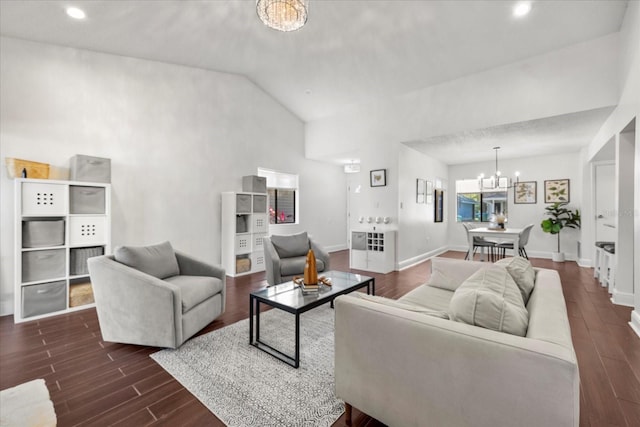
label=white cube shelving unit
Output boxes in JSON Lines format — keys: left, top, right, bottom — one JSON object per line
{"left": 221, "top": 191, "right": 268, "bottom": 277}
{"left": 349, "top": 229, "right": 396, "bottom": 274}
{"left": 14, "top": 178, "right": 111, "bottom": 323}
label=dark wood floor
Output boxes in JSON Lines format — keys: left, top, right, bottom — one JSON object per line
{"left": 1, "top": 251, "right": 639, "bottom": 426}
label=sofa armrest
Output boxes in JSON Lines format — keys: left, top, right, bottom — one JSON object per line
{"left": 263, "top": 237, "right": 282, "bottom": 286}
{"left": 174, "top": 251, "right": 226, "bottom": 312}
{"left": 335, "top": 294, "right": 579, "bottom": 427}
{"left": 88, "top": 255, "right": 183, "bottom": 348}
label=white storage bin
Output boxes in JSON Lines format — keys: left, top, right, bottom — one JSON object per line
{"left": 253, "top": 233, "right": 266, "bottom": 251}
{"left": 236, "top": 194, "right": 252, "bottom": 213}
{"left": 22, "top": 281, "right": 66, "bottom": 318}
{"left": 235, "top": 235, "right": 251, "bottom": 254}
{"left": 251, "top": 252, "right": 265, "bottom": 272}
{"left": 253, "top": 214, "right": 268, "bottom": 233}
{"left": 22, "top": 219, "right": 65, "bottom": 248}
{"left": 21, "top": 182, "right": 67, "bottom": 216}
{"left": 69, "top": 216, "right": 107, "bottom": 246}
{"left": 70, "top": 186, "right": 106, "bottom": 214}
{"left": 22, "top": 249, "right": 66, "bottom": 283}
{"left": 70, "top": 155, "right": 111, "bottom": 183}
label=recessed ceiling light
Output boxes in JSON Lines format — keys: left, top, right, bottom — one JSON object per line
{"left": 66, "top": 7, "right": 86, "bottom": 20}
{"left": 305, "top": 89, "right": 312, "bottom": 95}
{"left": 513, "top": 2, "right": 532, "bottom": 18}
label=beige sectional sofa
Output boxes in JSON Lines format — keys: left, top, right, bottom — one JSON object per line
{"left": 334, "top": 257, "right": 579, "bottom": 427}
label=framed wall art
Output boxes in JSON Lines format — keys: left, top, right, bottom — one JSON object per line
{"left": 416, "top": 179, "right": 425, "bottom": 203}
{"left": 370, "top": 169, "right": 387, "bottom": 187}
{"left": 514, "top": 181, "right": 537, "bottom": 204}
{"left": 434, "top": 189, "right": 444, "bottom": 222}
{"left": 425, "top": 180, "right": 434, "bottom": 204}
{"left": 544, "top": 179, "right": 569, "bottom": 203}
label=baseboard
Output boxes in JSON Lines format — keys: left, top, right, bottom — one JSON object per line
{"left": 0, "top": 300, "right": 14, "bottom": 317}
{"left": 397, "top": 246, "right": 449, "bottom": 271}
{"left": 326, "top": 244, "right": 348, "bottom": 253}
{"left": 630, "top": 311, "right": 640, "bottom": 338}
{"left": 611, "top": 289, "right": 636, "bottom": 307}
{"left": 577, "top": 258, "right": 593, "bottom": 268}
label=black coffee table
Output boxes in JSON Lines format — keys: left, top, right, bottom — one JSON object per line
{"left": 249, "top": 270, "right": 374, "bottom": 368}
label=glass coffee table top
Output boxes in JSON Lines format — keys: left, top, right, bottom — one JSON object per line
{"left": 250, "top": 270, "right": 374, "bottom": 310}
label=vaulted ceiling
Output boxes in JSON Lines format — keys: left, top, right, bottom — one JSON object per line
{"left": 0, "top": 0, "right": 629, "bottom": 163}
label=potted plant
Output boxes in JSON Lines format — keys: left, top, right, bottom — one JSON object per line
{"left": 541, "top": 202, "right": 581, "bottom": 262}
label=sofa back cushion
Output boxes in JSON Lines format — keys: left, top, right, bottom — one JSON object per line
{"left": 449, "top": 265, "right": 529, "bottom": 336}
{"left": 426, "top": 257, "right": 486, "bottom": 292}
{"left": 494, "top": 256, "right": 535, "bottom": 304}
{"left": 270, "top": 232, "right": 310, "bottom": 258}
{"left": 351, "top": 292, "right": 449, "bottom": 319}
{"left": 114, "top": 241, "right": 180, "bottom": 279}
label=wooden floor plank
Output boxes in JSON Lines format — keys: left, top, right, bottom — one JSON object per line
{"left": 1, "top": 250, "right": 636, "bottom": 426}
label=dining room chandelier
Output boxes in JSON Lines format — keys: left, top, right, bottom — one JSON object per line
{"left": 478, "top": 147, "right": 520, "bottom": 190}
{"left": 256, "top": 0, "right": 309, "bottom": 32}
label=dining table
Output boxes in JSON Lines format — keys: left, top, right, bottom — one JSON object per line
{"left": 467, "top": 227, "right": 524, "bottom": 261}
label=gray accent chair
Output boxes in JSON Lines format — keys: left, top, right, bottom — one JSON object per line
{"left": 87, "top": 241, "right": 225, "bottom": 349}
{"left": 263, "top": 231, "right": 330, "bottom": 286}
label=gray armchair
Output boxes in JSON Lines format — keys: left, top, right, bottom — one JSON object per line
{"left": 263, "top": 231, "right": 330, "bottom": 286}
{"left": 87, "top": 241, "right": 225, "bottom": 349}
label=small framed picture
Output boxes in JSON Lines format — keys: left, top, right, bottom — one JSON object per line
{"left": 514, "top": 181, "right": 537, "bottom": 204}
{"left": 434, "top": 189, "right": 444, "bottom": 222}
{"left": 416, "top": 179, "right": 425, "bottom": 203}
{"left": 425, "top": 180, "right": 434, "bottom": 204}
{"left": 370, "top": 169, "right": 387, "bottom": 187}
{"left": 544, "top": 179, "right": 570, "bottom": 203}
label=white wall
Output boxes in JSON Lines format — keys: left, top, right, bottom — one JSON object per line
{"left": 447, "top": 152, "right": 582, "bottom": 260}
{"left": 0, "top": 37, "right": 346, "bottom": 315}
{"left": 397, "top": 145, "right": 449, "bottom": 266}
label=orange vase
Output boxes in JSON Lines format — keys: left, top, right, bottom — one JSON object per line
{"left": 303, "top": 249, "right": 318, "bottom": 285}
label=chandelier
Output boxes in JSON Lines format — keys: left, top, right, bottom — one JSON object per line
{"left": 478, "top": 147, "right": 520, "bottom": 190}
{"left": 256, "top": 0, "right": 309, "bottom": 32}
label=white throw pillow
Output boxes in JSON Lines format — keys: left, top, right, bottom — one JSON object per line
{"left": 494, "top": 256, "right": 535, "bottom": 304}
{"left": 449, "top": 265, "right": 529, "bottom": 336}
{"left": 351, "top": 292, "right": 449, "bottom": 319}
{"left": 426, "top": 257, "right": 486, "bottom": 292}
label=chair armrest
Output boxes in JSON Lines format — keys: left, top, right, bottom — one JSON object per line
{"left": 174, "top": 251, "right": 226, "bottom": 312}
{"left": 334, "top": 294, "right": 579, "bottom": 427}
{"left": 263, "top": 237, "right": 282, "bottom": 286}
{"left": 310, "top": 239, "right": 330, "bottom": 271}
{"left": 88, "top": 255, "right": 183, "bottom": 348}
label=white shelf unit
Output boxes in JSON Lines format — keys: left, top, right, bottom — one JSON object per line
{"left": 350, "top": 230, "right": 396, "bottom": 274}
{"left": 221, "top": 191, "right": 268, "bottom": 277}
{"left": 14, "top": 178, "right": 111, "bottom": 323}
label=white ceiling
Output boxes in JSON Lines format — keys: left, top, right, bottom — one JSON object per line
{"left": 0, "top": 0, "right": 629, "bottom": 164}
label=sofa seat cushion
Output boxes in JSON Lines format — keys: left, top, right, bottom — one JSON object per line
{"left": 351, "top": 292, "right": 449, "bottom": 319}
{"left": 114, "top": 241, "right": 179, "bottom": 279}
{"left": 164, "top": 275, "right": 223, "bottom": 313}
{"left": 494, "top": 256, "right": 535, "bottom": 304}
{"left": 449, "top": 265, "right": 529, "bottom": 336}
{"left": 280, "top": 256, "right": 326, "bottom": 277}
{"left": 271, "top": 232, "right": 310, "bottom": 258}
{"left": 399, "top": 284, "right": 454, "bottom": 312}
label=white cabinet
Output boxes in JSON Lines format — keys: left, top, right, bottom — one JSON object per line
{"left": 349, "top": 230, "right": 396, "bottom": 274}
{"left": 221, "top": 192, "right": 268, "bottom": 277}
{"left": 14, "top": 178, "right": 111, "bottom": 323}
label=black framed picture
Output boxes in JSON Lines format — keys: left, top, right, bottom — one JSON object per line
{"left": 370, "top": 169, "right": 387, "bottom": 187}
{"left": 514, "top": 181, "right": 537, "bottom": 204}
{"left": 434, "top": 189, "right": 444, "bottom": 222}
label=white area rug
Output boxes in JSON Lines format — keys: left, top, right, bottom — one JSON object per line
{"left": 0, "top": 379, "right": 56, "bottom": 427}
{"left": 151, "top": 306, "right": 344, "bottom": 427}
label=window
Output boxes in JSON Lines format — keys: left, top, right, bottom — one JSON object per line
{"left": 456, "top": 180, "right": 507, "bottom": 222}
{"left": 258, "top": 168, "right": 299, "bottom": 225}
